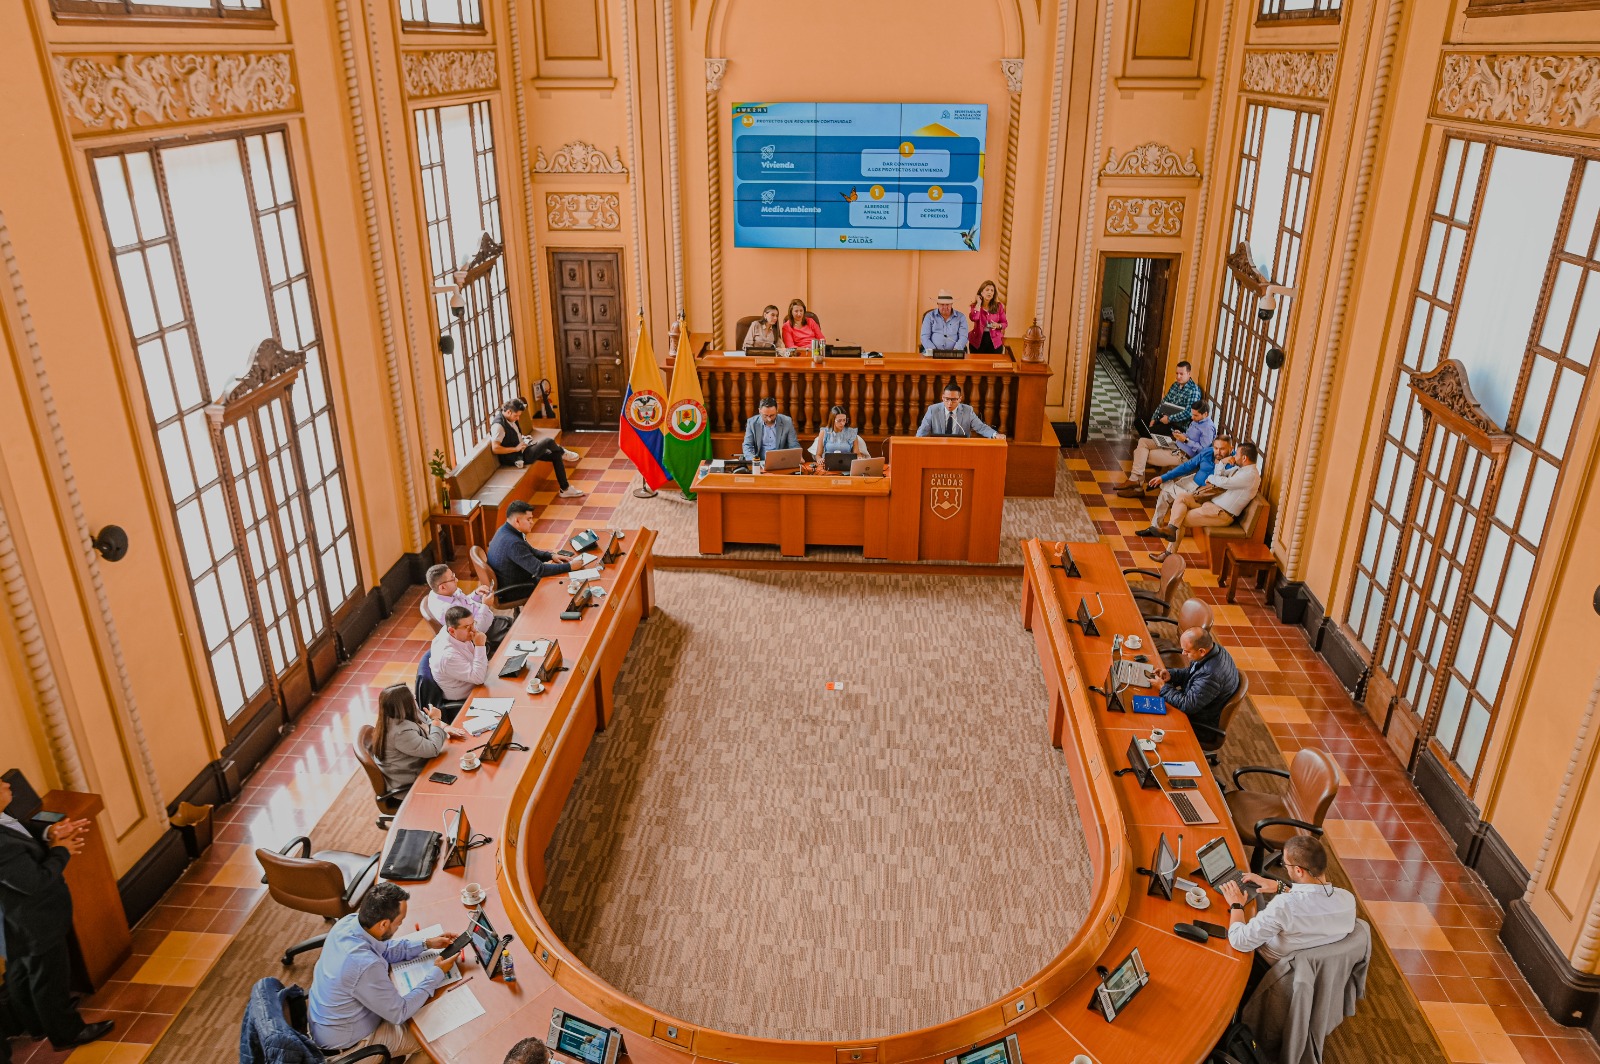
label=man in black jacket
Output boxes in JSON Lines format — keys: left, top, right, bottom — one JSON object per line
{"left": 1153, "top": 628, "right": 1240, "bottom": 736}
{"left": 0, "top": 773, "right": 112, "bottom": 1050}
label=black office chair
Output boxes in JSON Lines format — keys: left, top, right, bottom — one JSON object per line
{"left": 242, "top": 977, "right": 391, "bottom": 1063}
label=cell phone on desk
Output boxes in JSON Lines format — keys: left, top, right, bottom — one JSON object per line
{"left": 556, "top": 548, "right": 575, "bottom": 558}
{"left": 1169, "top": 778, "right": 1198, "bottom": 790}
{"left": 428, "top": 772, "right": 458, "bottom": 785}
{"left": 30, "top": 811, "right": 66, "bottom": 825}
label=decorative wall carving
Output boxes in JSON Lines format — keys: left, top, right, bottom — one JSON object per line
{"left": 1002, "top": 58, "right": 1025, "bottom": 94}
{"left": 212, "top": 339, "right": 306, "bottom": 409}
{"left": 533, "top": 140, "right": 627, "bottom": 175}
{"left": 1407, "top": 359, "right": 1512, "bottom": 451}
{"left": 400, "top": 49, "right": 498, "bottom": 98}
{"left": 704, "top": 57, "right": 729, "bottom": 94}
{"left": 1105, "top": 197, "right": 1185, "bottom": 236}
{"left": 545, "top": 192, "right": 621, "bottom": 231}
{"left": 1102, "top": 141, "right": 1200, "bottom": 178}
{"left": 1241, "top": 50, "right": 1337, "bottom": 101}
{"left": 53, "top": 52, "right": 295, "bottom": 133}
{"left": 1434, "top": 53, "right": 1600, "bottom": 134}
{"left": 1225, "top": 241, "right": 1271, "bottom": 296}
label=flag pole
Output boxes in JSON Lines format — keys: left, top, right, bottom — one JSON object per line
{"left": 632, "top": 472, "right": 658, "bottom": 498}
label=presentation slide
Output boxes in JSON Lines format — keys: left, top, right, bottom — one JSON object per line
{"left": 732, "top": 102, "right": 987, "bottom": 251}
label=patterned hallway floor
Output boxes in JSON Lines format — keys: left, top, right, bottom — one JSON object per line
{"left": 29, "top": 430, "right": 1597, "bottom": 1064}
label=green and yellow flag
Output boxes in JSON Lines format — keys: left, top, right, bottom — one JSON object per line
{"left": 660, "top": 313, "right": 712, "bottom": 498}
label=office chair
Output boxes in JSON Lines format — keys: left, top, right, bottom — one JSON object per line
{"left": 1144, "top": 598, "right": 1213, "bottom": 667}
{"left": 734, "top": 314, "right": 759, "bottom": 348}
{"left": 1122, "top": 554, "right": 1187, "bottom": 616}
{"left": 242, "top": 977, "right": 391, "bottom": 1064}
{"left": 468, "top": 546, "right": 506, "bottom": 610}
{"left": 1193, "top": 674, "right": 1250, "bottom": 786}
{"left": 353, "top": 725, "right": 406, "bottom": 831}
{"left": 415, "top": 649, "right": 457, "bottom": 723}
{"left": 418, "top": 595, "right": 442, "bottom": 628}
{"left": 1226, "top": 747, "right": 1340, "bottom": 873}
{"left": 255, "top": 837, "right": 380, "bottom": 965}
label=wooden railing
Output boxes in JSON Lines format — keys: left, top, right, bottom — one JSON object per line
{"left": 664, "top": 352, "right": 1052, "bottom": 443}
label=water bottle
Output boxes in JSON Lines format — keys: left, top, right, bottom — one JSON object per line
{"left": 499, "top": 948, "right": 516, "bottom": 983}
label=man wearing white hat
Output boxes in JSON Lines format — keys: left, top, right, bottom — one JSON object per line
{"left": 919, "top": 290, "right": 970, "bottom": 356}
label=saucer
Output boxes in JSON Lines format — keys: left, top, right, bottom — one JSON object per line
{"left": 1184, "top": 891, "right": 1211, "bottom": 910}
{"left": 459, "top": 758, "right": 481, "bottom": 772}
{"left": 461, "top": 890, "right": 485, "bottom": 907}
{"left": 1126, "top": 635, "right": 1143, "bottom": 650}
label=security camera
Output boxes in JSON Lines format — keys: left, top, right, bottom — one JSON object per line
{"left": 1257, "top": 284, "right": 1297, "bottom": 322}
{"left": 431, "top": 267, "right": 469, "bottom": 320}
{"left": 438, "top": 333, "right": 455, "bottom": 355}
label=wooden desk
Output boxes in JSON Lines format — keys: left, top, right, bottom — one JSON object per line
{"left": 664, "top": 351, "right": 1056, "bottom": 497}
{"left": 692, "top": 465, "right": 891, "bottom": 557}
{"left": 400, "top": 533, "right": 1247, "bottom": 1064}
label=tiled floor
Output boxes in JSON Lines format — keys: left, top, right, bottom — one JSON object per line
{"left": 1086, "top": 347, "right": 1139, "bottom": 441}
{"left": 27, "top": 429, "right": 1598, "bottom": 1063}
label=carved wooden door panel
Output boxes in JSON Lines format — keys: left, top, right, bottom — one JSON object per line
{"left": 1132, "top": 258, "right": 1174, "bottom": 423}
{"left": 549, "top": 249, "right": 625, "bottom": 431}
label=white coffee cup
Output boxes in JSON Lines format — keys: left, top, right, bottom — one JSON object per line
{"left": 526, "top": 677, "right": 545, "bottom": 695}
{"left": 1149, "top": 729, "right": 1165, "bottom": 744}
{"left": 459, "top": 754, "right": 481, "bottom": 771}
{"left": 1126, "top": 635, "right": 1143, "bottom": 650}
{"left": 1186, "top": 886, "right": 1210, "bottom": 909}
{"left": 461, "top": 882, "right": 485, "bottom": 905}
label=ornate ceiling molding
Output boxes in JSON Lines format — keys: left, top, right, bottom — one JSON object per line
{"left": 1001, "top": 58, "right": 1025, "bottom": 95}
{"left": 401, "top": 49, "right": 498, "bottom": 99}
{"left": 211, "top": 339, "right": 306, "bottom": 411}
{"left": 1434, "top": 52, "right": 1600, "bottom": 135}
{"left": 53, "top": 51, "right": 295, "bottom": 134}
{"left": 546, "top": 192, "right": 621, "bottom": 231}
{"left": 533, "top": 140, "right": 628, "bottom": 175}
{"left": 1407, "top": 359, "right": 1511, "bottom": 453}
{"left": 1105, "top": 197, "right": 1184, "bottom": 237}
{"left": 1241, "top": 50, "right": 1337, "bottom": 101}
{"left": 1102, "top": 142, "right": 1200, "bottom": 178}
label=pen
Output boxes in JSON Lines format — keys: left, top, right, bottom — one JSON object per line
{"left": 446, "top": 976, "right": 474, "bottom": 992}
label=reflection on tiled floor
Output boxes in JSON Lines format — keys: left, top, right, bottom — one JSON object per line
{"left": 39, "top": 430, "right": 1598, "bottom": 1064}
{"left": 1074, "top": 437, "right": 1600, "bottom": 1064}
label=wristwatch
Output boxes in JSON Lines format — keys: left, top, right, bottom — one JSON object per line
{"left": 1230, "top": 903, "right": 1245, "bottom": 912}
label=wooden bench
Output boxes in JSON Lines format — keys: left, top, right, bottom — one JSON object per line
{"left": 445, "top": 421, "right": 563, "bottom": 531}
{"left": 1191, "top": 492, "right": 1269, "bottom": 573}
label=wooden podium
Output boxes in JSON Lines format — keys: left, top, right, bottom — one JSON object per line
{"left": 886, "top": 437, "right": 1007, "bottom": 563}
{"left": 44, "top": 790, "right": 132, "bottom": 991}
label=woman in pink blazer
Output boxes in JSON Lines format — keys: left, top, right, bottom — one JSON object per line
{"left": 969, "top": 281, "right": 1008, "bottom": 354}
{"left": 781, "top": 298, "right": 825, "bottom": 349}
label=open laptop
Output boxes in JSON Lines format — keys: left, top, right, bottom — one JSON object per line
{"left": 1151, "top": 757, "right": 1220, "bottom": 825}
{"left": 850, "top": 457, "right": 885, "bottom": 478}
{"left": 823, "top": 451, "right": 855, "bottom": 473}
{"left": 1195, "top": 836, "right": 1260, "bottom": 900}
{"left": 762, "top": 447, "right": 803, "bottom": 473}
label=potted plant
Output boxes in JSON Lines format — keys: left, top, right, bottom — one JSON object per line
{"left": 428, "top": 449, "right": 451, "bottom": 510}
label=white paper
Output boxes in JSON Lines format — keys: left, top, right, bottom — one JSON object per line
{"left": 568, "top": 568, "right": 603, "bottom": 585}
{"left": 391, "top": 952, "right": 461, "bottom": 995}
{"left": 414, "top": 985, "right": 485, "bottom": 1041}
{"left": 573, "top": 552, "right": 598, "bottom": 568}
{"left": 399, "top": 923, "right": 443, "bottom": 943}
{"left": 1161, "top": 761, "right": 1202, "bottom": 777}
{"left": 462, "top": 714, "right": 503, "bottom": 737}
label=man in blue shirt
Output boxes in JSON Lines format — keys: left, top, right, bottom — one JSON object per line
{"left": 486, "top": 500, "right": 573, "bottom": 605}
{"left": 919, "top": 290, "right": 970, "bottom": 355}
{"left": 1135, "top": 433, "right": 1232, "bottom": 538}
{"left": 1117, "top": 397, "right": 1216, "bottom": 495}
{"left": 307, "top": 881, "right": 460, "bottom": 1057}
{"left": 1154, "top": 627, "right": 1241, "bottom": 737}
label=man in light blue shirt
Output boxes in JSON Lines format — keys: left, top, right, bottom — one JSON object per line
{"left": 1117, "top": 398, "right": 1216, "bottom": 494}
{"left": 919, "top": 290, "right": 970, "bottom": 355}
{"left": 308, "top": 881, "right": 459, "bottom": 1057}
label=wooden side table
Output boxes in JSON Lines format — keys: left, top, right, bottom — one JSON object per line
{"left": 1220, "top": 541, "right": 1280, "bottom": 604}
{"left": 429, "top": 499, "right": 485, "bottom": 564}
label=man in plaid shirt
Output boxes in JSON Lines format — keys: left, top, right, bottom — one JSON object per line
{"left": 1152, "top": 361, "right": 1202, "bottom": 433}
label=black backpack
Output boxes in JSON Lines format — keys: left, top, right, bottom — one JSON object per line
{"left": 1211, "top": 1018, "right": 1267, "bottom": 1064}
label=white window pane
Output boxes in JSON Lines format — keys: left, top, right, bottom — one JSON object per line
{"left": 1566, "top": 160, "right": 1600, "bottom": 257}
{"left": 166, "top": 331, "right": 200, "bottom": 410}
{"left": 1497, "top": 545, "right": 1535, "bottom": 618}
{"left": 193, "top": 573, "right": 227, "bottom": 647}
{"left": 1494, "top": 447, "right": 1531, "bottom": 526}
{"left": 201, "top": 483, "right": 233, "bottom": 559}
{"left": 236, "top": 627, "right": 264, "bottom": 698}
{"left": 139, "top": 341, "right": 176, "bottom": 423}
{"left": 1474, "top": 526, "right": 1509, "bottom": 603}
{"left": 1439, "top": 228, "right": 1467, "bottom": 301}
{"left": 186, "top": 410, "right": 217, "bottom": 486}
{"left": 1569, "top": 274, "right": 1600, "bottom": 368}
{"left": 1518, "top": 462, "right": 1557, "bottom": 540}
{"left": 1540, "top": 262, "right": 1582, "bottom": 351}
{"left": 246, "top": 136, "right": 273, "bottom": 209}
{"left": 293, "top": 282, "right": 315, "bottom": 350}
{"left": 1478, "top": 624, "right": 1513, "bottom": 697}
{"left": 126, "top": 153, "right": 165, "bottom": 240}
{"left": 146, "top": 244, "right": 185, "bottom": 329}
{"left": 281, "top": 209, "right": 304, "bottom": 277}
{"left": 176, "top": 498, "right": 213, "bottom": 577}
{"left": 1457, "top": 142, "right": 1487, "bottom": 224}
{"left": 212, "top": 645, "right": 244, "bottom": 718}
{"left": 1436, "top": 678, "right": 1468, "bottom": 748}
{"left": 1358, "top": 589, "right": 1383, "bottom": 649}
{"left": 273, "top": 288, "right": 297, "bottom": 348}
{"left": 158, "top": 422, "right": 195, "bottom": 499}
{"left": 266, "top": 134, "right": 292, "bottom": 208}
{"left": 1455, "top": 706, "right": 1491, "bottom": 779}
{"left": 160, "top": 140, "right": 273, "bottom": 397}
{"left": 1543, "top": 367, "right": 1585, "bottom": 455}
{"left": 1515, "top": 357, "right": 1555, "bottom": 440}
{"left": 1421, "top": 225, "right": 1445, "bottom": 297}
{"left": 337, "top": 538, "right": 357, "bottom": 596}
{"left": 95, "top": 158, "right": 138, "bottom": 248}
{"left": 217, "top": 555, "right": 250, "bottom": 627}
{"left": 1450, "top": 147, "right": 1570, "bottom": 427}
{"left": 259, "top": 218, "right": 286, "bottom": 284}
{"left": 1437, "top": 139, "right": 1464, "bottom": 216}
{"left": 1456, "top": 604, "right": 1488, "bottom": 673}
{"left": 116, "top": 253, "right": 156, "bottom": 338}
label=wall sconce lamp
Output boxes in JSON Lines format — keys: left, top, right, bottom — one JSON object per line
{"left": 92, "top": 525, "right": 129, "bottom": 563}
{"left": 1265, "top": 348, "right": 1286, "bottom": 371}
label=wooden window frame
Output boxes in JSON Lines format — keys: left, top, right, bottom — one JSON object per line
{"left": 399, "top": 0, "right": 485, "bottom": 32}
{"left": 87, "top": 126, "right": 358, "bottom": 735}
{"left": 1465, "top": 0, "right": 1600, "bottom": 16}
{"left": 1256, "top": 0, "right": 1341, "bottom": 21}
{"left": 50, "top": 0, "right": 273, "bottom": 25}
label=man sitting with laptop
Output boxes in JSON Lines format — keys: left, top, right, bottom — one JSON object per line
{"left": 1220, "top": 835, "right": 1357, "bottom": 990}
{"left": 741, "top": 397, "right": 799, "bottom": 461}
{"left": 1146, "top": 359, "right": 1203, "bottom": 434}
{"left": 1151, "top": 628, "right": 1239, "bottom": 741}
{"left": 1116, "top": 397, "right": 1215, "bottom": 496}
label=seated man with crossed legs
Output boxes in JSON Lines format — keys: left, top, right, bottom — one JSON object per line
{"left": 1149, "top": 440, "right": 1261, "bottom": 561}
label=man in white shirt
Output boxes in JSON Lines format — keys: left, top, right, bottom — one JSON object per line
{"left": 424, "top": 564, "right": 512, "bottom": 653}
{"left": 428, "top": 606, "right": 488, "bottom": 705}
{"left": 1149, "top": 439, "right": 1262, "bottom": 562}
{"left": 1222, "top": 835, "right": 1356, "bottom": 974}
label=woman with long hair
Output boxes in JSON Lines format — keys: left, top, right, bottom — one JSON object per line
{"left": 743, "top": 304, "right": 782, "bottom": 350}
{"left": 810, "top": 405, "right": 870, "bottom": 471}
{"left": 372, "top": 683, "right": 465, "bottom": 791}
{"left": 968, "top": 280, "right": 1008, "bottom": 354}
{"left": 781, "top": 297, "right": 825, "bottom": 350}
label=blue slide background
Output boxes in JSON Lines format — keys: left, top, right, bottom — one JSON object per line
{"left": 732, "top": 103, "right": 987, "bottom": 251}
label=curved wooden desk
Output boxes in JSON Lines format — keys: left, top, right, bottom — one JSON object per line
{"left": 392, "top": 535, "right": 1248, "bottom": 1064}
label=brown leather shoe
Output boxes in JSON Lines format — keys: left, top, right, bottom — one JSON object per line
{"left": 1114, "top": 481, "right": 1145, "bottom": 498}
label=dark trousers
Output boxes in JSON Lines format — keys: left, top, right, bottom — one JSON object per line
{"left": 973, "top": 332, "right": 1001, "bottom": 354}
{"left": 522, "top": 439, "right": 570, "bottom": 489}
{"left": 4, "top": 931, "right": 84, "bottom": 1045}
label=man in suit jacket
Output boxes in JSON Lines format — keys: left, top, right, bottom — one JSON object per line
{"left": 0, "top": 773, "right": 112, "bottom": 1050}
{"left": 741, "top": 397, "right": 799, "bottom": 459}
{"left": 915, "top": 382, "right": 1005, "bottom": 439}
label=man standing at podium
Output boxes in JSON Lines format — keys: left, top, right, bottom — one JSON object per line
{"left": 0, "top": 773, "right": 112, "bottom": 1050}
{"left": 916, "top": 382, "right": 1005, "bottom": 439}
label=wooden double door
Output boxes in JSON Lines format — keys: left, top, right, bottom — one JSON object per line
{"left": 549, "top": 249, "right": 626, "bottom": 431}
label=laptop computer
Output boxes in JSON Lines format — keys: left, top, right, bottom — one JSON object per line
{"left": 850, "top": 457, "right": 885, "bottom": 478}
{"left": 379, "top": 827, "right": 442, "bottom": 881}
{"left": 823, "top": 451, "right": 854, "bottom": 473}
{"left": 1156, "top": 765, "right": 1220, "bottom": 825}
{"left": 762, "top": 447, "right": 803, "bottom": 473}
{"left": 1112, "top": 660, "right": 1156, "bottom": 688}
{"left": 1195, "top": 836, "right": 1260, "bottom": 900}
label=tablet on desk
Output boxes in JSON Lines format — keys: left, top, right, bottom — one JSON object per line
{"left": 1132, "top": 695, "right": 1167, "bottom": 715}
{"left": 944, "top": 1033, "right": 1022, "bottom": 1064}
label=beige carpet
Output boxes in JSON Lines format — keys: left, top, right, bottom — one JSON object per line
{"left": 609, "top": 455, "right": 1095, "bottom": 565}
{"left": 146, "top": 770, "right": 383, "bottom": 1063}
{"left": 539, "top": 570, "right": 1093, "bottom": 1041}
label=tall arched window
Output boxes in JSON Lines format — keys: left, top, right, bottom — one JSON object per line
{"left": 90, "top": 128, "right": 359, "bottom": 729}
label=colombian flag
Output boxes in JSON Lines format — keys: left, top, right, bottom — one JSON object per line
{"left": 660, "top": 314, "right": 712, "bottom": 499}
{"left": 619, "top": 313, "right": 670, "bottom": 490}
